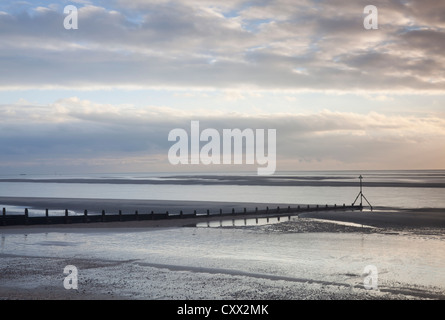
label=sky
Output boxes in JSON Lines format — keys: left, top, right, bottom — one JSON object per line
{"left": 0, "top": 0, "right": 444, "bottom": 174}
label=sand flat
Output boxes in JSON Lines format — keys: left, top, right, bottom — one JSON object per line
{"left": 1, "top": 198, "right": 444, "bottom": 300}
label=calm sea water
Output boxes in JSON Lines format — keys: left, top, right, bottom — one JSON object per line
{"left": 0, "top": 170, "right": 444, "bottom": 209}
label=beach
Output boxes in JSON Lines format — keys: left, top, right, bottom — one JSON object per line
{"left": 1, "top": 197, "right": 444, "bottom": 300}
{"left": 2, "top": 0, "right": 445, "bottom": 306}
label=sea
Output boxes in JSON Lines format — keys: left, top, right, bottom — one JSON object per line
{"left": 0, "top": 170, "right": 444, "bottom": 211}
{"left": 1, "top": 170, "right": 445, "bottom": 298}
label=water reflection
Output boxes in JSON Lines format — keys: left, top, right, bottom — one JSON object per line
{"left": 196, "top": 215, "right": 293, "bottom": 228}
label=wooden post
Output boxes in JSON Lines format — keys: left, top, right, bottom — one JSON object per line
{"left": 219, "top": 209, "right": 222, "bottom": 215}
{"left": 119, "top": 210, "right": 122, "bottom": 221}
{"left": 102, "top": 210, "right": 105, "bottom": 222}
{"left": 287, "top": 206, "right": 290, "bottom": 212}
{"left": 45, "top": 208, "right": 49, "bottom": 224}
{"left": 266, "top": 206, "right": 269, "bottom": 213}
{"left": 135, "top": 210, "right": 138, "bottom": 221}
{"left": 244, "top": 208, "right": 246, "bottom": 214}
{"left": 84, "top": 210, "right": 88, "bottom": 223}
{"left": 232, "top": 208, "right": 235, "bottom": 214}
{"left": 207, "top": 209, "right": 210, "bottom": 216}
{"left": 2, "top": 207, "right": 5, "bottom": 226}
{"left": 180, "top": 210, "right": 183, "bottom": 218}
{"left": 194, "top": 210, "right": 197, "bottom": 217}
{"left": 277, "top": 206, "right": 280, "bottom": 213}
{"left": 65, "top": 209, "right": 68, "bottom": 224}
{"left": 255, "top": 207, "right": 258, "bottom": 213}
{"left": 25, "top": 208, "right": 29, "bottom": 225}
{"left": 151, "top": 210, "right": 154, "bottom": 220}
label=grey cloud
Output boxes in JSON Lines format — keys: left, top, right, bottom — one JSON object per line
{"left": 0, "top": 1, "right": 444, "bottom": 91}
{"left": 1, "top": 100, "right": 444, "bottom": 171}
{"left": 398, "top": 29, "right": 445, "bottom": 56}
{"left": 405, "top": 0, "right": 445, "bottom": 26}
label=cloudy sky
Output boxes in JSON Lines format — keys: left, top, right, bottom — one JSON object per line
{"left": 0, "top": 0, "right": 444, "bottom": 174}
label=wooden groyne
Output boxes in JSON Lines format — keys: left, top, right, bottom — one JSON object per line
{"left": 0, "top": 204, "right": 363, "bottom": 227}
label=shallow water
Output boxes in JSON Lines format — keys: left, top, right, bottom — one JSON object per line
{"left": 1, "top": 226, "right": 444, "bottom": 293}
{"left": 195, "top": 216, "right": 376, "bottom": 229}
{"left": 196, "top": 215, "right": 292, "bottom": 227}
{"left": 1, "top": 170, "right": 445, "bottom": 209}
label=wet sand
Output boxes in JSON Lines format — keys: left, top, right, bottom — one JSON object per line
{"left": 0, "top": 196, "right": 296, "bottom": 215}
{"left": 300, "top": 207, "right": 445, "bottom": 229}
{"left": 1, "top": 197, "right": 444, "bottom": 300}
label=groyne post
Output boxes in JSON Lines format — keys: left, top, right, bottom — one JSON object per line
{"left": 135, "top": 210, "right": 138, "bottom": 221}
{"left": 25, "top": 208, "right": 29, "bottom": 225}
{"left": 2, "top": 208, "right": 5, "bottom": 226}
{"left": 84, "top": 210, "right": 88, "bottom": 223}
{"left": 119, "top": 210, "right": 122, "bottom": 221}
{"left": 46, "top": 209, "right": 49, "bottom": 224}
{"left": 102, "top": 210, "right": 105, "bottom": 222}
{"left": 65, "top": 209, "right": 69, "bottom": 224}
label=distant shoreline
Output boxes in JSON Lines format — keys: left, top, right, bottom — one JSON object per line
{"left": 1, "top": 177, "right": 445, "bottom": 188}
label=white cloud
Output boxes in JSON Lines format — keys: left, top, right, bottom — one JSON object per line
{"left": 0, "top": 1, "right": 444, "bottom": 173}
{"left": 0, "top": 0, "right": 443, "bottom": 92}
